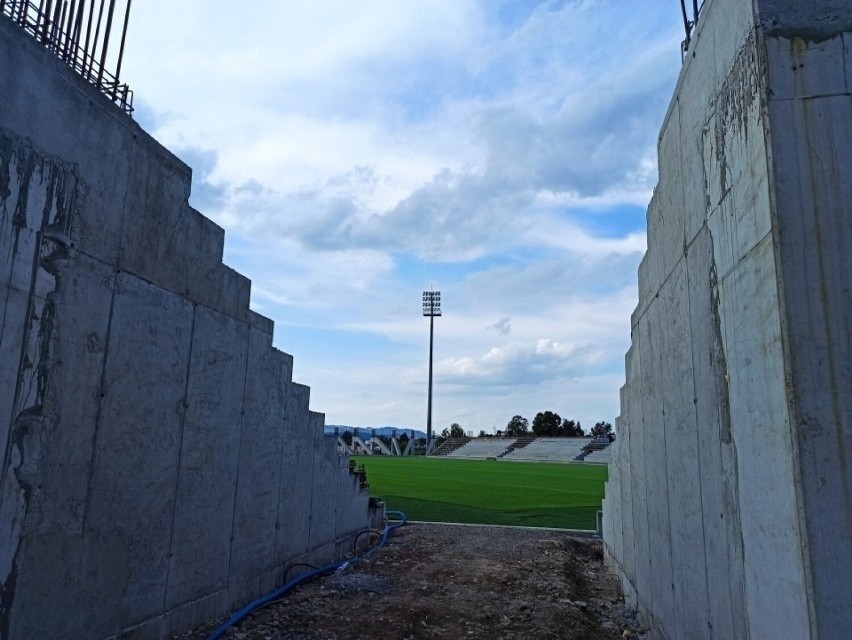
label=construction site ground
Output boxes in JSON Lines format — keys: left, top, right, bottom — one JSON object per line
{"left": 177, "top": 522, "right": 648, "bottom": 640}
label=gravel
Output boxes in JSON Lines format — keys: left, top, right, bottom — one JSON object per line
{"left": 174, "top": 523, "right": 649, "bottom": 640}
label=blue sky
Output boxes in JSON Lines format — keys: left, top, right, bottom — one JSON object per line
{"left": 123, "top": 1, "right": 684, "bottom": 433}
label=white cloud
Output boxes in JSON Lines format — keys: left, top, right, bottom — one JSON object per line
{"left": 120, "top": 1, "right": 683, "bottom": 430}
{"left": 438, "top": 338, "right": 605, "bottom": 385}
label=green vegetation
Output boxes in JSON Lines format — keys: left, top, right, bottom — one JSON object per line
{"left": 531, "top": 411, "right": 584, "bottom": 437}
{"left": 440, "top": 423, "right": 465, "bottom": 438}
{"left": 359, "top": 457, "right": 608, "bottom": 530}
{"left": 590, "top": 421, "right": 615, "bottom": 438}
{"left": 503, "top": 412, "right": 592, "bottom": 437}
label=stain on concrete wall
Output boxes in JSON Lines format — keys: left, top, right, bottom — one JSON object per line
{"left": 0, "top": 16, "right": 371, "bottom": 640}
{"left": 603, "top": 0, "right": 852, "bottom": 638}
{"left": 0, "top": 133, "right": 86, "bottom": 639}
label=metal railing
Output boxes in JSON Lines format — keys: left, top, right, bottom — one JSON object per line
{"left": 1, "top": 0, "right": 133, "bottom": 114}
{"left": 680, "top": 0, "right": 706, "bottom": 57}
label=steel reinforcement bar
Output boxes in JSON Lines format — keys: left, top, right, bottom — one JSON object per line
{"left": 1, "top": 0, "right": 133, "bottom": 114}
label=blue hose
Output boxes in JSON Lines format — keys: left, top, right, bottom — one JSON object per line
{"left": 206, "top": 510, "right": 407, "bottom": 640}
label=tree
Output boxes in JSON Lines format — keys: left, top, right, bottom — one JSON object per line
{"left": 478, "top": 430, "right": 487, "bottom": 438}
{"left": 443, "top": 423, "right": 465, "bottom": 438}
{"left": 506, "top": 415, "right": 529, "bottom": 436}
{"left": 561, "top": 419, "right": 584, "bottom": 437}
{"left": 591, "top": 421, "right": 614, "bottom": 440}
{"left": 532, "top": 411, "right": 562, "bottom": 436}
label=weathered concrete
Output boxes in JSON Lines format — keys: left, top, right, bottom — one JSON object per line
{"left": 603, "top": 1, "right": 852, "bottom": 638}
{"left": 0, "top": 14, "right": 371, "bottom": 639}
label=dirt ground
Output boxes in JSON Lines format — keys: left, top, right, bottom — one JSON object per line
{"left": 176, "top": 523, "right": 648, "bottom": 640}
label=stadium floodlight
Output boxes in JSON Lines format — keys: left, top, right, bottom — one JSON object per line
{"left": 422, "top": 290, "right": 441, "bottom": 453}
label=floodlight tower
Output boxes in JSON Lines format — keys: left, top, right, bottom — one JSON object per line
{"left": 422, "top": 290, "right": 441, "bottom": 453}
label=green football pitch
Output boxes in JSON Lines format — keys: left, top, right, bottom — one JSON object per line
{"left": 357, "top": 456, "right": 608, "bottom": 530}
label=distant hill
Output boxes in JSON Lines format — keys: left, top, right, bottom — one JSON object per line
{"left": 325, "top": 425, "right": 428, "bottom": 439}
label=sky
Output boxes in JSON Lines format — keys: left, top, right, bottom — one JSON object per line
{"left": 121, "top": 1, "right": 685, "bottom": 435}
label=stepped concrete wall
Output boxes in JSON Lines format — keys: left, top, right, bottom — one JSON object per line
{"left": 602, "top": 1, "right": 852, "bottom": 638}
{"left": 0, "top": 16, "right": 371, "bottom": 639}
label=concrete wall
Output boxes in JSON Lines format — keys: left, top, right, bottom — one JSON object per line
{"left": 602, "top": 1, "right": 852, "bottom": 638}
{"left": 0, "top": 16, "right": 372, "bottom": 639}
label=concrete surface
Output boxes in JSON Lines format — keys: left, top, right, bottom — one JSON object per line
{"left": 602, "top": 0, "right": 852, "bottom": 638}
{"left": 0, "top": 15, "right": 372, "bottom": 639}
{"left": 499, "top": 438, "right": 589, "bottom": 462}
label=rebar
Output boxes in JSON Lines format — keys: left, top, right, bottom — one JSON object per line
{"left": 679, "top": 0, "right": 705, "bottom": 57}
{"left": 95, "top": 0, "right": 115, "bottom": 86}
{"left": 112, "top": 0, "right": 129, "bottom": 98}
{"left": 1, "top": 0, "right": 133, "bottom": 113}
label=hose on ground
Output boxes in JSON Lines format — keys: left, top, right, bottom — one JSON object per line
{"left": 206, "top": 510, "right": 407, "bottom": 640}
{"left": 352, "top": 528, "right": 383, "bottom": 554}
{"left": 282, "top": 562, "right": 318, "bottom": 582}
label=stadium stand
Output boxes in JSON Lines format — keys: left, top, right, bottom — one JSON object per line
{"left": 445, "top": 437, "right": 614, "bottom": 463}
{"left": 497, "top": 434, "right": 536, "bottom": 457}
{"left": 433, "top": 437, "right": 471, "bottom": 456}
{"left": 582, "top": 446, "right": 613, "bottom": 464}
{"left": 446, "top": 438, "right": 516, "bottom": 458}
{"left": 575, "top": 438, "right": 611, "bottom": 461}
{"left": 501, "top": 438, "right": 590, "bottom": 462}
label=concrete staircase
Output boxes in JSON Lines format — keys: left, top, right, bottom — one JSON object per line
{"left": 496, "top": 435, "right": 536, "bottom": 457}
{"left": 575, "top": 441, "right": 610, "bottom": 461}
{"left": 433, "top": 437, "right": 471, "bottom": 456}
{"left": 500, "top": 438, "right": 589, "bottom": 462}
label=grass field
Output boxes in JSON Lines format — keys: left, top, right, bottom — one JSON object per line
{"left": 358, "top": 457, "right": 608, "bottom": 530}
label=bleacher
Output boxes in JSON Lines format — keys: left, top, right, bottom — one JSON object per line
{"left": 446, "top": 438, "right": 515, "bottom": 459}
{"left": 444, "top": 436, "right": 614, "bottom": 463}
{"left": 500, "top": 438, "right": 590, "bottom": 462}
{"left": 582, "top": 446, "right": 613, "bottom": 464}
{"left": 433, "top": 437, "right": 471, "bottom": 456}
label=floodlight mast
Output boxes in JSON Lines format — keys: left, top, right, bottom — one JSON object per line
{"left": 422, "top": 290, "right": 441, "bottom": 454}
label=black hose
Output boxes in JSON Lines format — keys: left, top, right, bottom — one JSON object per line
{"left": 352, "top": 528, "right": 383, "bottom": 554}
